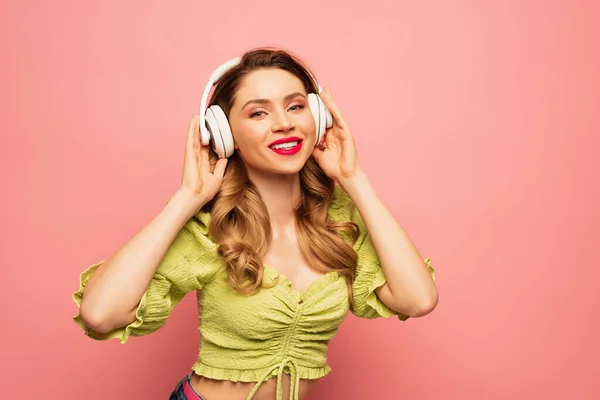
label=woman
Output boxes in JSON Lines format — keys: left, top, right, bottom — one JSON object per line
{"left": 73, "top": 48, "right": 437, "bottom": 400}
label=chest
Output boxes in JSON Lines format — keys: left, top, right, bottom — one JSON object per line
{"left": 262, "top": 223, "right": 329, "bottom": 293}
{"left": 199, "top": 267, "right": 350, "bottom": 341}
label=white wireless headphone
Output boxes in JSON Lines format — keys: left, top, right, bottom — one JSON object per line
{"left": 199, "top": 56, "right": 333, "bottom": 158}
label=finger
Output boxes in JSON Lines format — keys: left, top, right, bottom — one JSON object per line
{"left": 212, "top": 157, "right": 228, "bottom": 178}
{"left": 187, "top": 115, "right": 199, "bottom": 152}
{"left": 192, "top": 114, "right": 201, "bottom": 150}
{"left": 311, "top": 145, "right": 323, "bottom": 161}
{"left": 325, "top": 129, "right": 340, "bottom": 149}
{"left": 185, "top": 116, "right": 198, "bottom": 160}
{"left": 186, "top": 116, "right": 196, "bottom": 146}
{"left": 199, "top": 144, "right": 210, "bottom": 171}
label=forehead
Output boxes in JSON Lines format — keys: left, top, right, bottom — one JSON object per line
{"left": 234, "top": 68, "right": 307, "bottom": 104}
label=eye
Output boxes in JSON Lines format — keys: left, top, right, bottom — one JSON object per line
{"left": 289, "top": 104, "right": 305, "bottom": 112}
{"left": 249, "top": 110, "right": 266, "bottom": 118}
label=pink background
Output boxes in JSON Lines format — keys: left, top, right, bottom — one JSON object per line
{"left": 2, "top": 0, "right": 599, "bottom": 398}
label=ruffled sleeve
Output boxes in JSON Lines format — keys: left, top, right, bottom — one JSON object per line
{"left": 72, "top": 209, "right": 223, "bottom": 343}
{"left": 329, "top": 186, "right": 435, "bottom": 321}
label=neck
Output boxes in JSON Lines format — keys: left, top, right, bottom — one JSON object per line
{"left": 247, "top": 169, "right": 301, "bottom": 225}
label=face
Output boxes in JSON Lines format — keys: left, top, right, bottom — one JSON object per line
{"left": 228, "top": 68, "right": 317, "bottom": 178}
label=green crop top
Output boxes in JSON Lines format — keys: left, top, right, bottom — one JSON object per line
{"left": 72, "top": 185, "right": 435, "bottom": 400}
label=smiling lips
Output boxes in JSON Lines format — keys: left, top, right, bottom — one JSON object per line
{"left": 269, "top": 136, "right": 303, "bottom": 155}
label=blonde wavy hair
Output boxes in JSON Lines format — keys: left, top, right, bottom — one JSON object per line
{"left": 204, "top": 48, "right": 359, "bottom": 301}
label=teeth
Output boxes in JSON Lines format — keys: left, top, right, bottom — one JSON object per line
{"left": 271, "top": 141, "right": 299, "bottom": 150}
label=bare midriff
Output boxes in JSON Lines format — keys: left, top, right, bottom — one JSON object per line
{"left": 190, "top": 373, "right": 319, "bottom": 400}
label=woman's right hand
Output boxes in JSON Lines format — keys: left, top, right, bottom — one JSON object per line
{"left": 180, "top": 114, "right": 228, "bottom": 205}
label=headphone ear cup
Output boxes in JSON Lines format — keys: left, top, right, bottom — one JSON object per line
{"left": 205, "top": 105, "right": 234, "bottom": 158}
{"left": 317, "top": 94, "right": 333, "bottom": 130}
{"left": 324, "top": 98, "right": 333, "bottom": 129}
{"left": 308, "top": 93, "right": 324, "bottom": 145}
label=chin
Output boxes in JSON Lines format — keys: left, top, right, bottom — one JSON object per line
{"left": 272, "top": 166, "right": 304, "bottom": 175}
{"left": 266, "top": 158, "right": 307, "bottom": 175}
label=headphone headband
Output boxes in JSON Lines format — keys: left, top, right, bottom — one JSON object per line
{"left": 199, "top": 54, "right": 325, "bottom": 146}
{"left": 199, "top": 57, "right": 242, "bottom": 145}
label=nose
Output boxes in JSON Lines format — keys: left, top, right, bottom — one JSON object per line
{"left": 271, "top": 110, "right": 293, "bottom": 133}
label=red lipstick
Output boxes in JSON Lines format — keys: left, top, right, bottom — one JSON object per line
{"left": 269, "top": 137, "right": 303, "bottom": 155}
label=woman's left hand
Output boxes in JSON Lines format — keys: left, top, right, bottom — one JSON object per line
{"left": 312, "top": 88, "right": 361, "bottom": 181}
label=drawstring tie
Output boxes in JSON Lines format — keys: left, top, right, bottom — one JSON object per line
{"left": 246, "top": 357, "right": 300, "bottom": 400}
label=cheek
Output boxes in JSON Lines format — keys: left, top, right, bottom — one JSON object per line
{"left": 231, "top": 121, "right": 267, "bottom": 148}
{"left": 298, "top": 114, "right": 317, "bottom": 142}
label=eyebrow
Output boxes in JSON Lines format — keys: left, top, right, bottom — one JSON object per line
{"left": 240, "top": 92, "right": 306, "bottom": 111}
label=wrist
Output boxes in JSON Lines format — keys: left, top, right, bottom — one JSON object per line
{"left": 338, "top": 169, "right": 368, "bottom": 193}
{"left": 170, "top": 187, "right": 208, "bottom": 219}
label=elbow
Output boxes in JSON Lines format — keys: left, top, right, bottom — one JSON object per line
{"left": 412, "top": 290, "right": 438, "bottom": 317}
{"left": 79, "top": 300, "right": 116, "bottom": 334}
{"left": 409, "top": 290, "right": 439, "bottom": 318}
{"left": 397, "top": 290, "right": 439, "bottom": 318}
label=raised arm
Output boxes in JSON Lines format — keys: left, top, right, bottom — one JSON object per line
{"left": 79, "top": 116, "right": 227, "bottom": 333}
